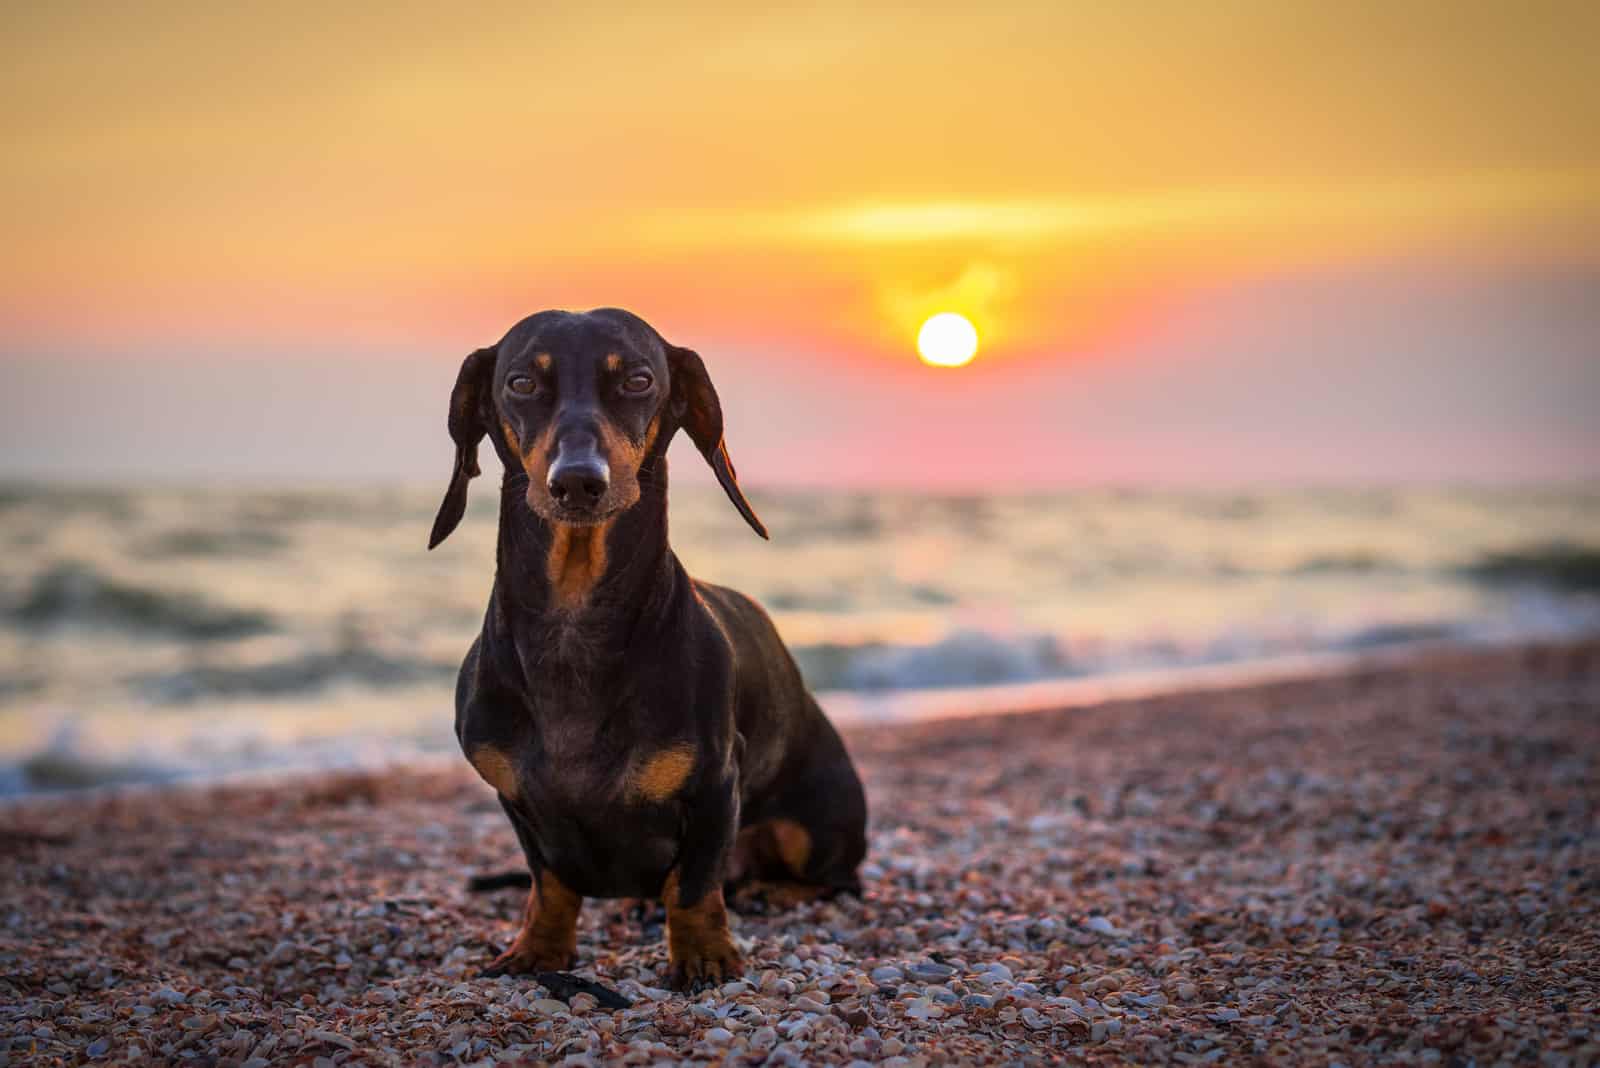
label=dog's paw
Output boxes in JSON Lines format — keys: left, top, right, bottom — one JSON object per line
{"left": 481, "top": 943, "right": 574, "bottom": 978}
{"left": 667, "top": 936, "right": 744, "bottom": 992}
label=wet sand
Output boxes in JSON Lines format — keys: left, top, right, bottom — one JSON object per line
{"left": 2, "top": 640, "right": 1596, "bottom": 1065}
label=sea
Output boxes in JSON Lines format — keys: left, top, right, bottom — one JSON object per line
{"left": 2, "top": 481, "right": 1597, "bottom": 797}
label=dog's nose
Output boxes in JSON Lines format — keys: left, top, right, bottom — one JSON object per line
{"left": 547, "top": 459, "right": 610, "bottom": 505}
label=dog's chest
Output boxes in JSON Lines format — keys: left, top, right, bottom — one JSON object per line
{"left": 465, "top": 705, "right": 689, "bottom": 898}
{"left": 462, "top": 688, "right": 681, "bottom": 805}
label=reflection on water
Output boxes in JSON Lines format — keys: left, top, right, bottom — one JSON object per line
{"left": 1, "top": 482, "right": 1596, "bottom": 794}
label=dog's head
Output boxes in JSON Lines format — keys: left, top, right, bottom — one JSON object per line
{"left": 427, "top": 308, "right": 767, "bottom": 548}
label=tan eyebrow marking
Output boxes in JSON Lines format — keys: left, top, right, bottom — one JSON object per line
{"left": 535, "top": 352, "right": 553, "bottom": 372}
{"left": 604, "top": 353, "right": 623, "bottom": 373}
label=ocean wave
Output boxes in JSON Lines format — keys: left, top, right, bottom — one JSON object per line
{"left": 125, "top": 643, "right": 457, "bottom": 703}
{"left": 1289, "top": 551, "right": 1397, "bottom": 575}
{"left": 1330, "top": 621, "right": 1465, "bottom": 649}
{"left": 11, "top": 747, "right": 179, "bottom": 794}
{"left": 1463, "top": 543, "right": 1600, "bottom": 592}
{"left": 0, "top": 483, "right": 141, "bottom": 521}
{"left": 133, "top": 527, "right": 290, "bottom": 559}
{"left": 0, "top": 673, "right": 44, "bottom": 700}
{"left": 792, "top": 620, "right": 1501, "bottom": 694}
{"left": 5, "top": 562, "right": 275, "bottom": 641}
{"left": 794, "top": 629, "right": 1072, "bottom": 692}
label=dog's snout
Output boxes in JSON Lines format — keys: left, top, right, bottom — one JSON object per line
{"left": 548, "top": 457, "right": 610, "bottom": 505}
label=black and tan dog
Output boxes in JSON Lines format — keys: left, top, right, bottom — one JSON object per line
{"left": 428, "top": 308, "right": 867, "bottom": 990}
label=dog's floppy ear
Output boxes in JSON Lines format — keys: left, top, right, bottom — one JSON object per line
{"left": 428, "top": 346, "right": 497, "bottom": 550}
{"left": 667, "top": 345, "right": 768, "bottom": 539}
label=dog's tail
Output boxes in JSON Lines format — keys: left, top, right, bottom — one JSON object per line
{"left": 466, "top": 870, "right": 533, "bottom": 892}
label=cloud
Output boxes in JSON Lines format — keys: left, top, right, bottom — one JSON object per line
{"left": 637, "top": 170, "right": 1600, "bottom": 249}
{"left": 880, "top": 262, "right": 1020, "bottom": 345}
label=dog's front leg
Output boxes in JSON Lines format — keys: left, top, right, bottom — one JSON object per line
{"left": 483, "top": 798, "right": 581, "bottom": 976}
{"left": 663, "top": 774, "right": 742, "bottom": 991}
{"left": 483, "top": 871, "right": 581, "bottom": 976}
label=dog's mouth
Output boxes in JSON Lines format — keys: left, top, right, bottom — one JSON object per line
{"left": 549, "top": 503, "right": 619, "bottom": 527}
{"left": 525, "top": 487, "right": 627, "bottom": 527}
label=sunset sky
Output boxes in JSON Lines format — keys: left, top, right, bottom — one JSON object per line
{"left": 3, "top": 3, "right": 1597, "bottom": 486}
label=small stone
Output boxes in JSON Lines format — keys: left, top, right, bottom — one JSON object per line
{"left": 85, "top": 1038, "right": 110, "bottom": 1058}
{"left": 1178, "top": 983, "right": 1199, "bottom": 1002}
{"left": 705, "top": 1027, "right": 733, "bottom": 1043}
{"left": 309, "top": 1029, "right": 357, "bottom": 1050}
{"left": 1021, "top": 1007, "right": 1050, "bottom": 1030}
{"left": 838, "top": 1007, "right": 870, "bottom": 1029}
{"left": 906, "top": 961, "right": 957, "bottom": 982}
{"left": 1083, "top": 916, "right": 1120, "bottom": 935}
{"left": 869, "top": 966, "right": 903, "bottom": 984}
{"left": 531, "top": 998, "right": 570, "bottom": 1015}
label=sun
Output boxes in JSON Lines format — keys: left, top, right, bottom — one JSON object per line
{"left": 917, "top": 312, "right": 979, "bottom": 367}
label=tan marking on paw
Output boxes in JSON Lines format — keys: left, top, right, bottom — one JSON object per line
{"left": 484, "top": 873, "right": 581, "bottom": 976}
{"left": 662, "top": 870, "right": 743, "bottom": 990}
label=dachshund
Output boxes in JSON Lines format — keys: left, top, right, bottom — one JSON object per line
{"left": 428, "top": 308, "right": 867, "bottom": 990}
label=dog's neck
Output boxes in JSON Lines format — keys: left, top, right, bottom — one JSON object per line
{"left": 490, "top": 462, "right": 679, "bottom": 671}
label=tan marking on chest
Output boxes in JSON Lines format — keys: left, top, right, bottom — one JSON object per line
{"left": 469, "top": 745, "right": 520, "bottom": 799}
{"left": 545, "top": 522, "right": 612, "bottom": 610}
{"left": 627, "top": 744, "right": 696, "bottom": 802}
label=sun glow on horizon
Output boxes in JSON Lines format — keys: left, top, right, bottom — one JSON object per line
{"left": 917, "top": 312, "right": 979, "bottom": 367}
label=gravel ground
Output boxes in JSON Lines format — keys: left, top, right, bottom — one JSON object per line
{"left": 2, "top": 640, "right": 1596, "bottom": 1066}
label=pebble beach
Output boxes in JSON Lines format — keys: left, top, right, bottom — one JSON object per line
{"left": 2, "top": 640, "right": 1596, "bottom": 1066}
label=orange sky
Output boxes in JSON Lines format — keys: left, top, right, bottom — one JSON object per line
{"left": 3, "top": 3, "right": 1598, "bottom": 484}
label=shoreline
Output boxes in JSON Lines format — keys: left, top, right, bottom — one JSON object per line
{"left": 2, "top": 638, "right": 1596, "bottom": 1064}
{"left": 4, "top": 633, "right": 1573, "bottom": 808}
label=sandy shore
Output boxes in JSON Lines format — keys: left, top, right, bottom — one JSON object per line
{"left": 2, "top": 641, "right": 1596, "bottom": 1066}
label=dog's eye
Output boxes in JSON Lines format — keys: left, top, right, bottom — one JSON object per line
{"left": 622, "top": 371, "right": 654, "bottom": 394}
{"left": 506, "top": 375, "right": 538, "bottom": 395}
